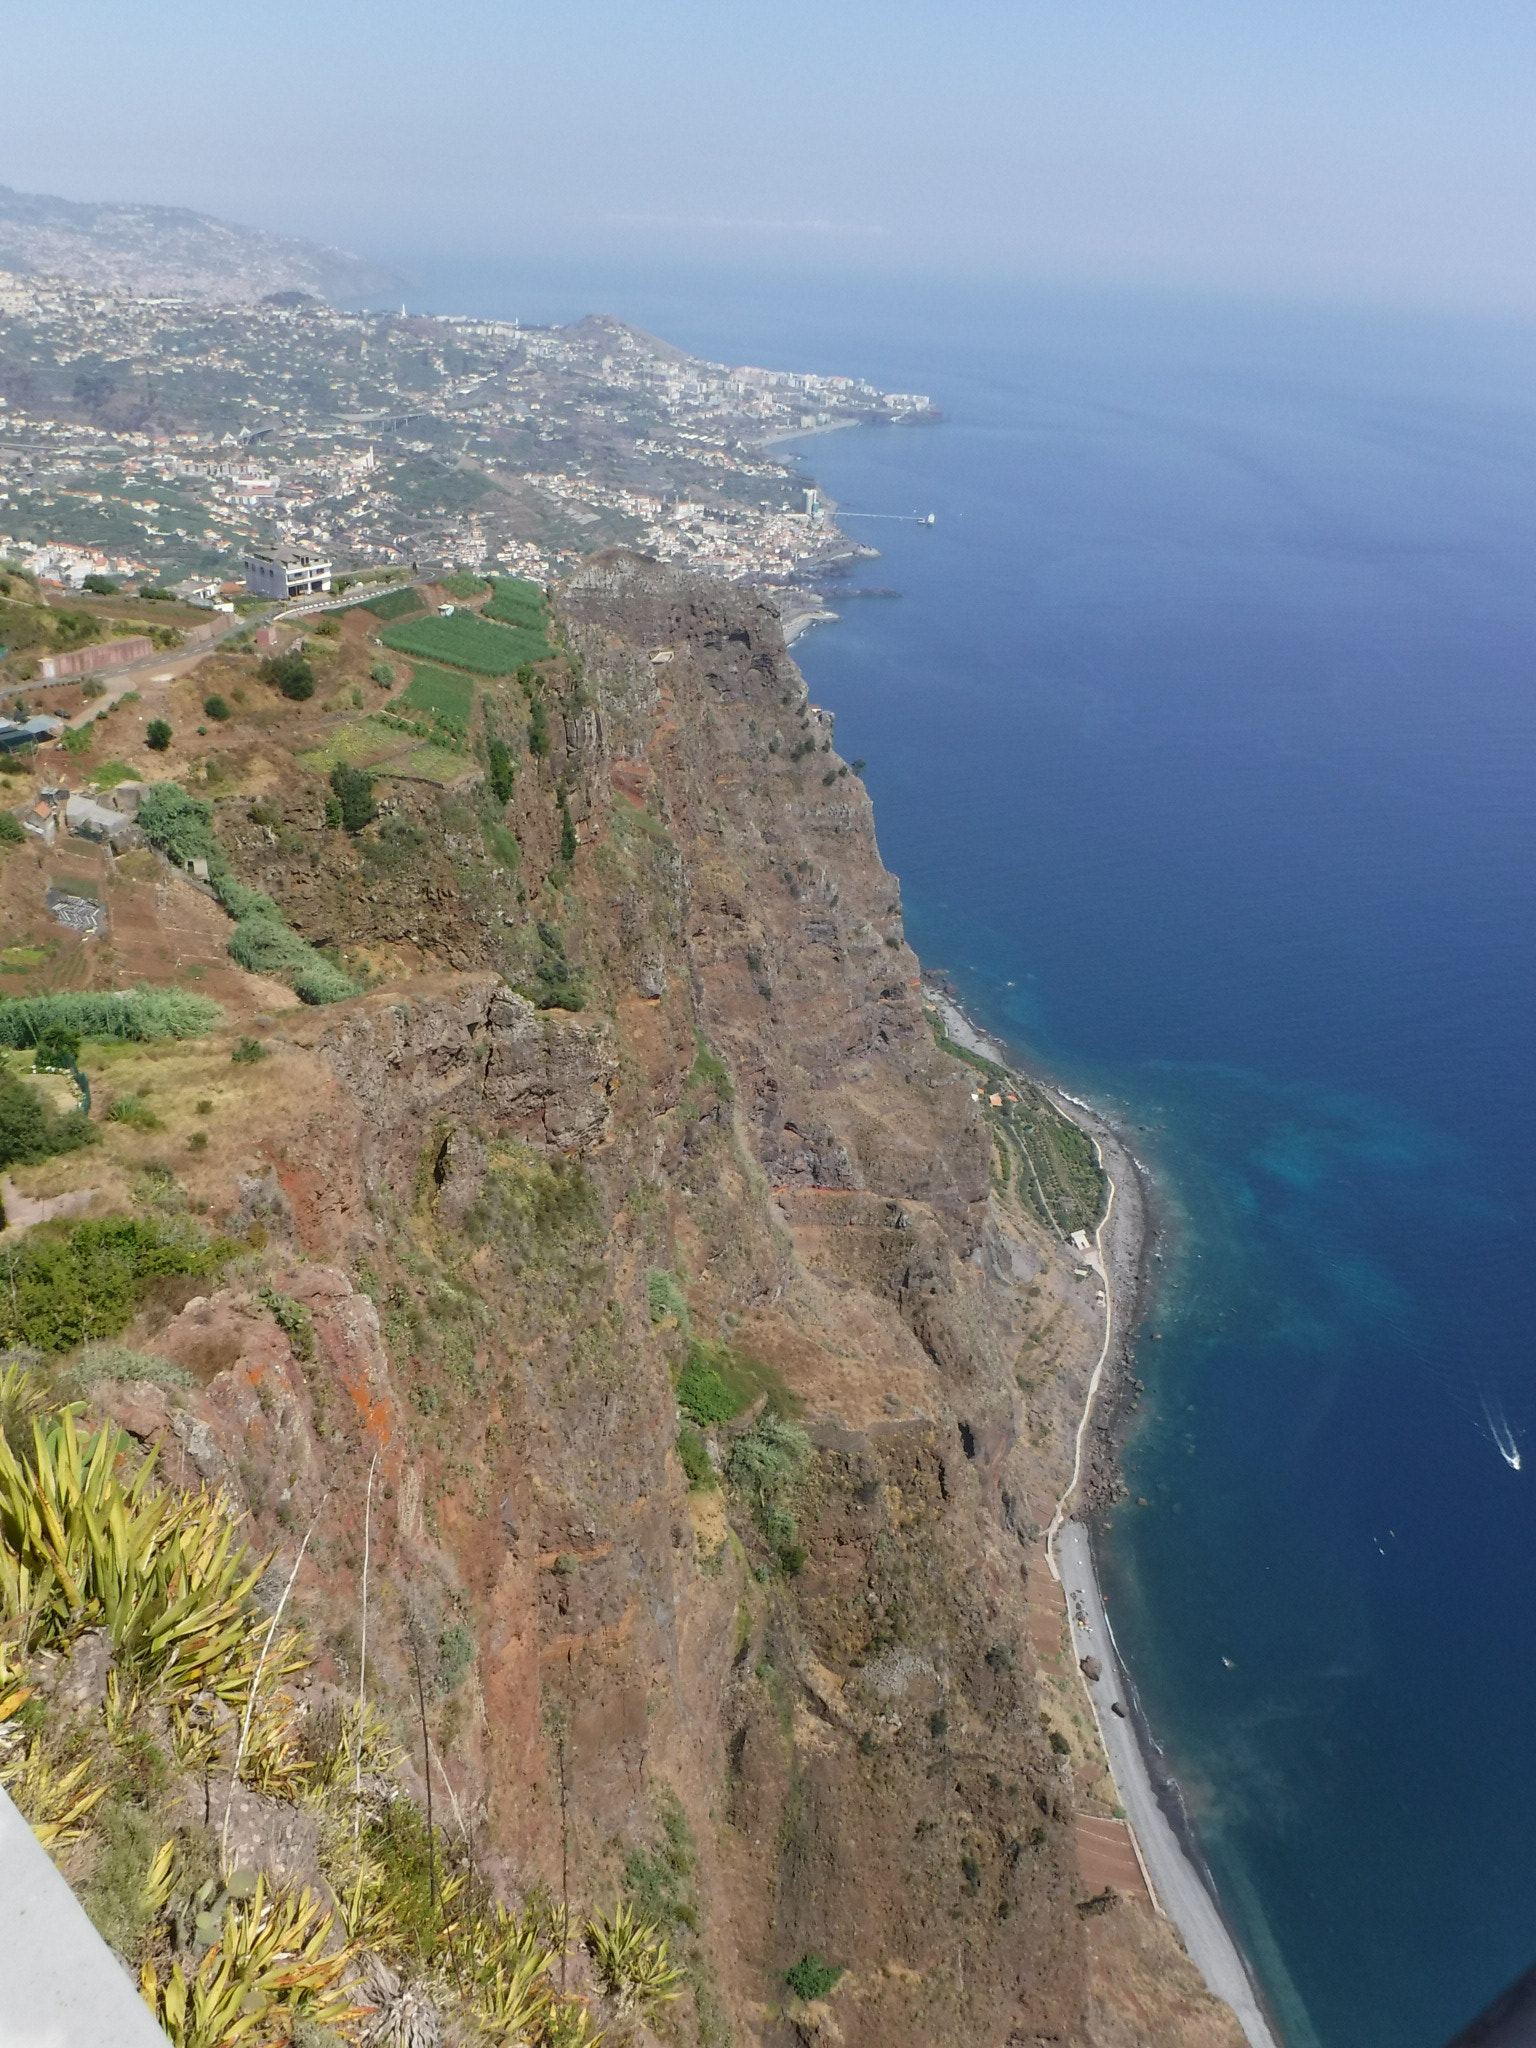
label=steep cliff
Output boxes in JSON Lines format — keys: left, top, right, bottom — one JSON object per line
{"left": 0, "top": 558, "right": 1241, "bottom": 2047}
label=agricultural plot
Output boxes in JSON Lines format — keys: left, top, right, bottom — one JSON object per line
{"left": 357, "top": 585, "right": 425, "bottom": 622}
{"left": 437, "top": 572, "right": 489, "bottom": 601}
{"left": 397, "top": 664, "right": 475, "bottom": 727}
{"left": 380, "top": 610, "right": 537, "bottom": 676}
{"left": 485, "top": 576, "right": 546, "bottom": 628}
{"left": 295, "top": 719, "right": 412, "bottom": 775}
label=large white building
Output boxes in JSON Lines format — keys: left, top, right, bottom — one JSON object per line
{"left": 242, "top": 547, "right": 332, "bottom": 600}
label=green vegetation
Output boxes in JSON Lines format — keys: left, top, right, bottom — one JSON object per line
{"left": 584, "top": 1902, "right": 684, "bottom": 2017}
{"left": 522, "top": 920, "right": 584, "bottom": 1011}
{"left": 89, "top": 759, "right": 138, "bottom": 788}
{"left": 0, "top": 814, "right": 25, "bottom": 846}
{"left": 357, "top": 584, "right": 423, "bottom": 622}
{"left": 0, "top": 1071, "right": 97, "bottom": 1170}
{"left": 259, "top": 652, "right": 315, "bottom": 701}
{"left": 0, "top": 986, "right": 220, "bottom": 1048}
{"left": 528, "top": 693, "right": 550, "bottom": 757}
{"left": 485, "top": 576, "right": 548, "bottom": 632}
{"left": 227, "top": 918, "right": 355, "bottom": 1006}
{"left": 438, "top": 1620, "right": 475, "bottom": 1693}
{"left": 727, "top": 1413, "right": 812, "bottom": 1571}
{"left": 202, "top": 694, "right": 229, "bottom": 721}
{"left": 106, "top": 1093, "right": 163, "bottom": 1131}
{"left": 646, "top": 1267, "right": 689, "bottom": 1333}
{"left": 370, "top": 661, "right": 395, "bottom": 687}
{"left": 397, "top": 663, "right": 475, "bottom": 737}
{"left": 926, "top": 1010, "right": 1106, "bottom": 1235}
{"left": 487, "top": 736, "right": 515, "bottom": 802}
{"left": 559, "top": 797, "right": 577, "bottom": 865}
{"left": 145, "top": 719, "right": 172, "bottom": 752}
{"left": 437, "top": 572, "right": 488, "bottom": 601}
{"left": 676, "top": 1423, "right": 715, "bottom": 1491}
{"left": 230, "top": 1035, "right": 266, "bottom": 1064}
{"left": 380, "top": 609, "right": 536, "bottom": 676}
{"left": 785, "top": 1955, "right": 843, "bottom": 2002}
{"left": 0, "top": 1216, "right": 235, "bottom": 1352}
{"left": 137, "top": 784, "right": 358, "bottom": 1006}
{"left": 328, "top": 763, "right": 376, "bottom": 834}
{"left": 676, "top": 1339, "right": 757, "bottom": 1426}
{"left": 462, "top": 1143, "right": 601, "bottom": 1268}
{"left": 256, "top": 1282, "right": 315, "bottom": 1362}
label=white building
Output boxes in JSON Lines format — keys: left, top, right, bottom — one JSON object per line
{"left": 242, "top": 548, "right": 332, "bottom": 600}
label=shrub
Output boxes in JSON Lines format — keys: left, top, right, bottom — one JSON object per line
{"left": 727, "top": 1414, "right": 811, "bottom": 1564}
{"left": 0, "top": 1072, "right": 97, "bottom": 1170}
{"left": 785, "top": 1955, "right": 843, "bottom": 2002}
{"left": 202, "top": 695, "right": 230, "bottom": 721}
{"left": 0, "top": 1216, "right": 234, "bottom": 1352}
{"left": 584, "top": 1902, "right": 684, "bottom": 2016}
{"left": 676, "top": 1353, "right": 742, "bottom": 1427}
{"left": 370, "top": 662, "right": 395, "bottom": 688}
{"left": 438, "top": 1621, "right": 475, "bottom": 1694}
{"left": 61, "top": 724, "right": 94, "bottom": 756}
{"left": 74, "top": 1341, "right": 194, "bottom": 1390}
{"left": 256, "top": 1282, "right": 314, "bottom": 1361}
{"left": 106, "top": 1093, "right": 164, "bottom": 1131}
{"left": 31, "top": 1025, "right": 80, "bottom": 1072}
{"left": 312, "top": 615, "right": 340, "bottom": 638}
{"left": 646, "top": 1268, "right": 689, "bottom": 1333}
{"left": 676, "top": 1424, "right": 715, "bottom": 1491}
{"left": 82, "top": 574, "right": 117, "bottom": 595}
{"left": 323, "top": 794, "right": 342, "bottom": 829}
{"left": 230, "top": 1036, "right": 267, "bottom": 1064}
{"left": 528, "top": 695, "right": 549, "bottom": 757}
{"left": 487, "top": 737, "right": 514, "bottom": 803}
{"left": 0, "top": 813, "right": 24, "bottom": 845}
{"left": 328, "top": 764, "right": 375, "bottom": 834}
{"left": 559, "top": 798, "right": 576, "bottom": 864}
{"left": 260, "top": 653, "right": 314, "bottom": 701}
{"left": 145, "top": 720, "right": 172, "bottom": 752}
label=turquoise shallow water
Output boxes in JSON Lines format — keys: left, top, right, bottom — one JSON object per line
{"left": 412, "top": 258, "right": 1536, "bottom": 2045}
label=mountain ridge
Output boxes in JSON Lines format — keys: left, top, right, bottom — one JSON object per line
{"left": 0, "top": 182, "right": 407, "bottom": 306}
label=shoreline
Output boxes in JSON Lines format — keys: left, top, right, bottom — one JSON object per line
{"left": 925, "top": 984, "right": 1283, "bottom": 2048}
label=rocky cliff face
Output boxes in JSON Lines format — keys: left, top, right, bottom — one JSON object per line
{"left": 36, "top": 557, "right": 1240, "bottom": 2047}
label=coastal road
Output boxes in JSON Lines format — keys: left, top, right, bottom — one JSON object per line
{"left": 1055, "top": 1521, "right": 1282, "bottom": 2048}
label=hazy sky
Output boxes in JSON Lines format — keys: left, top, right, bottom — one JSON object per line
{"left": 7, "top": 1, "right": 1535, "bottom": 312}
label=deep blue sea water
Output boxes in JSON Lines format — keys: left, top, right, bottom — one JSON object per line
{"left": 412, "top": 257, "right": 1536, "bottom": 2048}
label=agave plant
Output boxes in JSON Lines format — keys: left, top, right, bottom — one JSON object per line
{"left": 140, "top": 1866, "right": 360, "bottom": 2048}
{"left": 583, "top": 1901, "right": 683, "bottom": 2016}
{"left": 0, "top": 1737, "right": 106, "bottom": 1848}
{"left": 0, "top": 1402, "right": 275, "bottom": 1707}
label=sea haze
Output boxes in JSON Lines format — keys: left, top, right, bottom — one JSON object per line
{"left": 421, "top": 259, "right": 1536, "bottom": 2047}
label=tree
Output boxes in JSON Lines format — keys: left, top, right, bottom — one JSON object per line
{"left": 82, "top": 574, "right": 117, "bottom": 596}
{"left": 528, "top": 696, "right": 550, "bottom": 758}
{"left": 259, "top": 653, "right": 314, "bottom": 701}
{"left": 145, "top": 719, "right": 172, "bottom": 751}
{"left": 487, "top": 738, "right": 514, "bottom": 803}
{"left": 329, "top": 765, "right": 375, "bottom": 834}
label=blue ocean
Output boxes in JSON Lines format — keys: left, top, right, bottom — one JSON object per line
{"left": 410, "top": 256, "right": 1536, "bottom": 2048}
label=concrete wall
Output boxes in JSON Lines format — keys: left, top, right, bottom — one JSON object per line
{"left": 0, "top": 1785, "right": 169, "bottom": 2047}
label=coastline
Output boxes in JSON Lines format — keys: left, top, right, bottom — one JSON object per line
{"left": 926, "top": 986, "right": 1282, "bottom": 2048}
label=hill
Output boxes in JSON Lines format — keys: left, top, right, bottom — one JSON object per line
{"left": 0, "top": 182, "right": 406, "bottom": 305}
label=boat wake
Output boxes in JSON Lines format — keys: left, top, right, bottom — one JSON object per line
{"left": 1483, "top": 1396, "right": 1523, "bottom": 1471}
